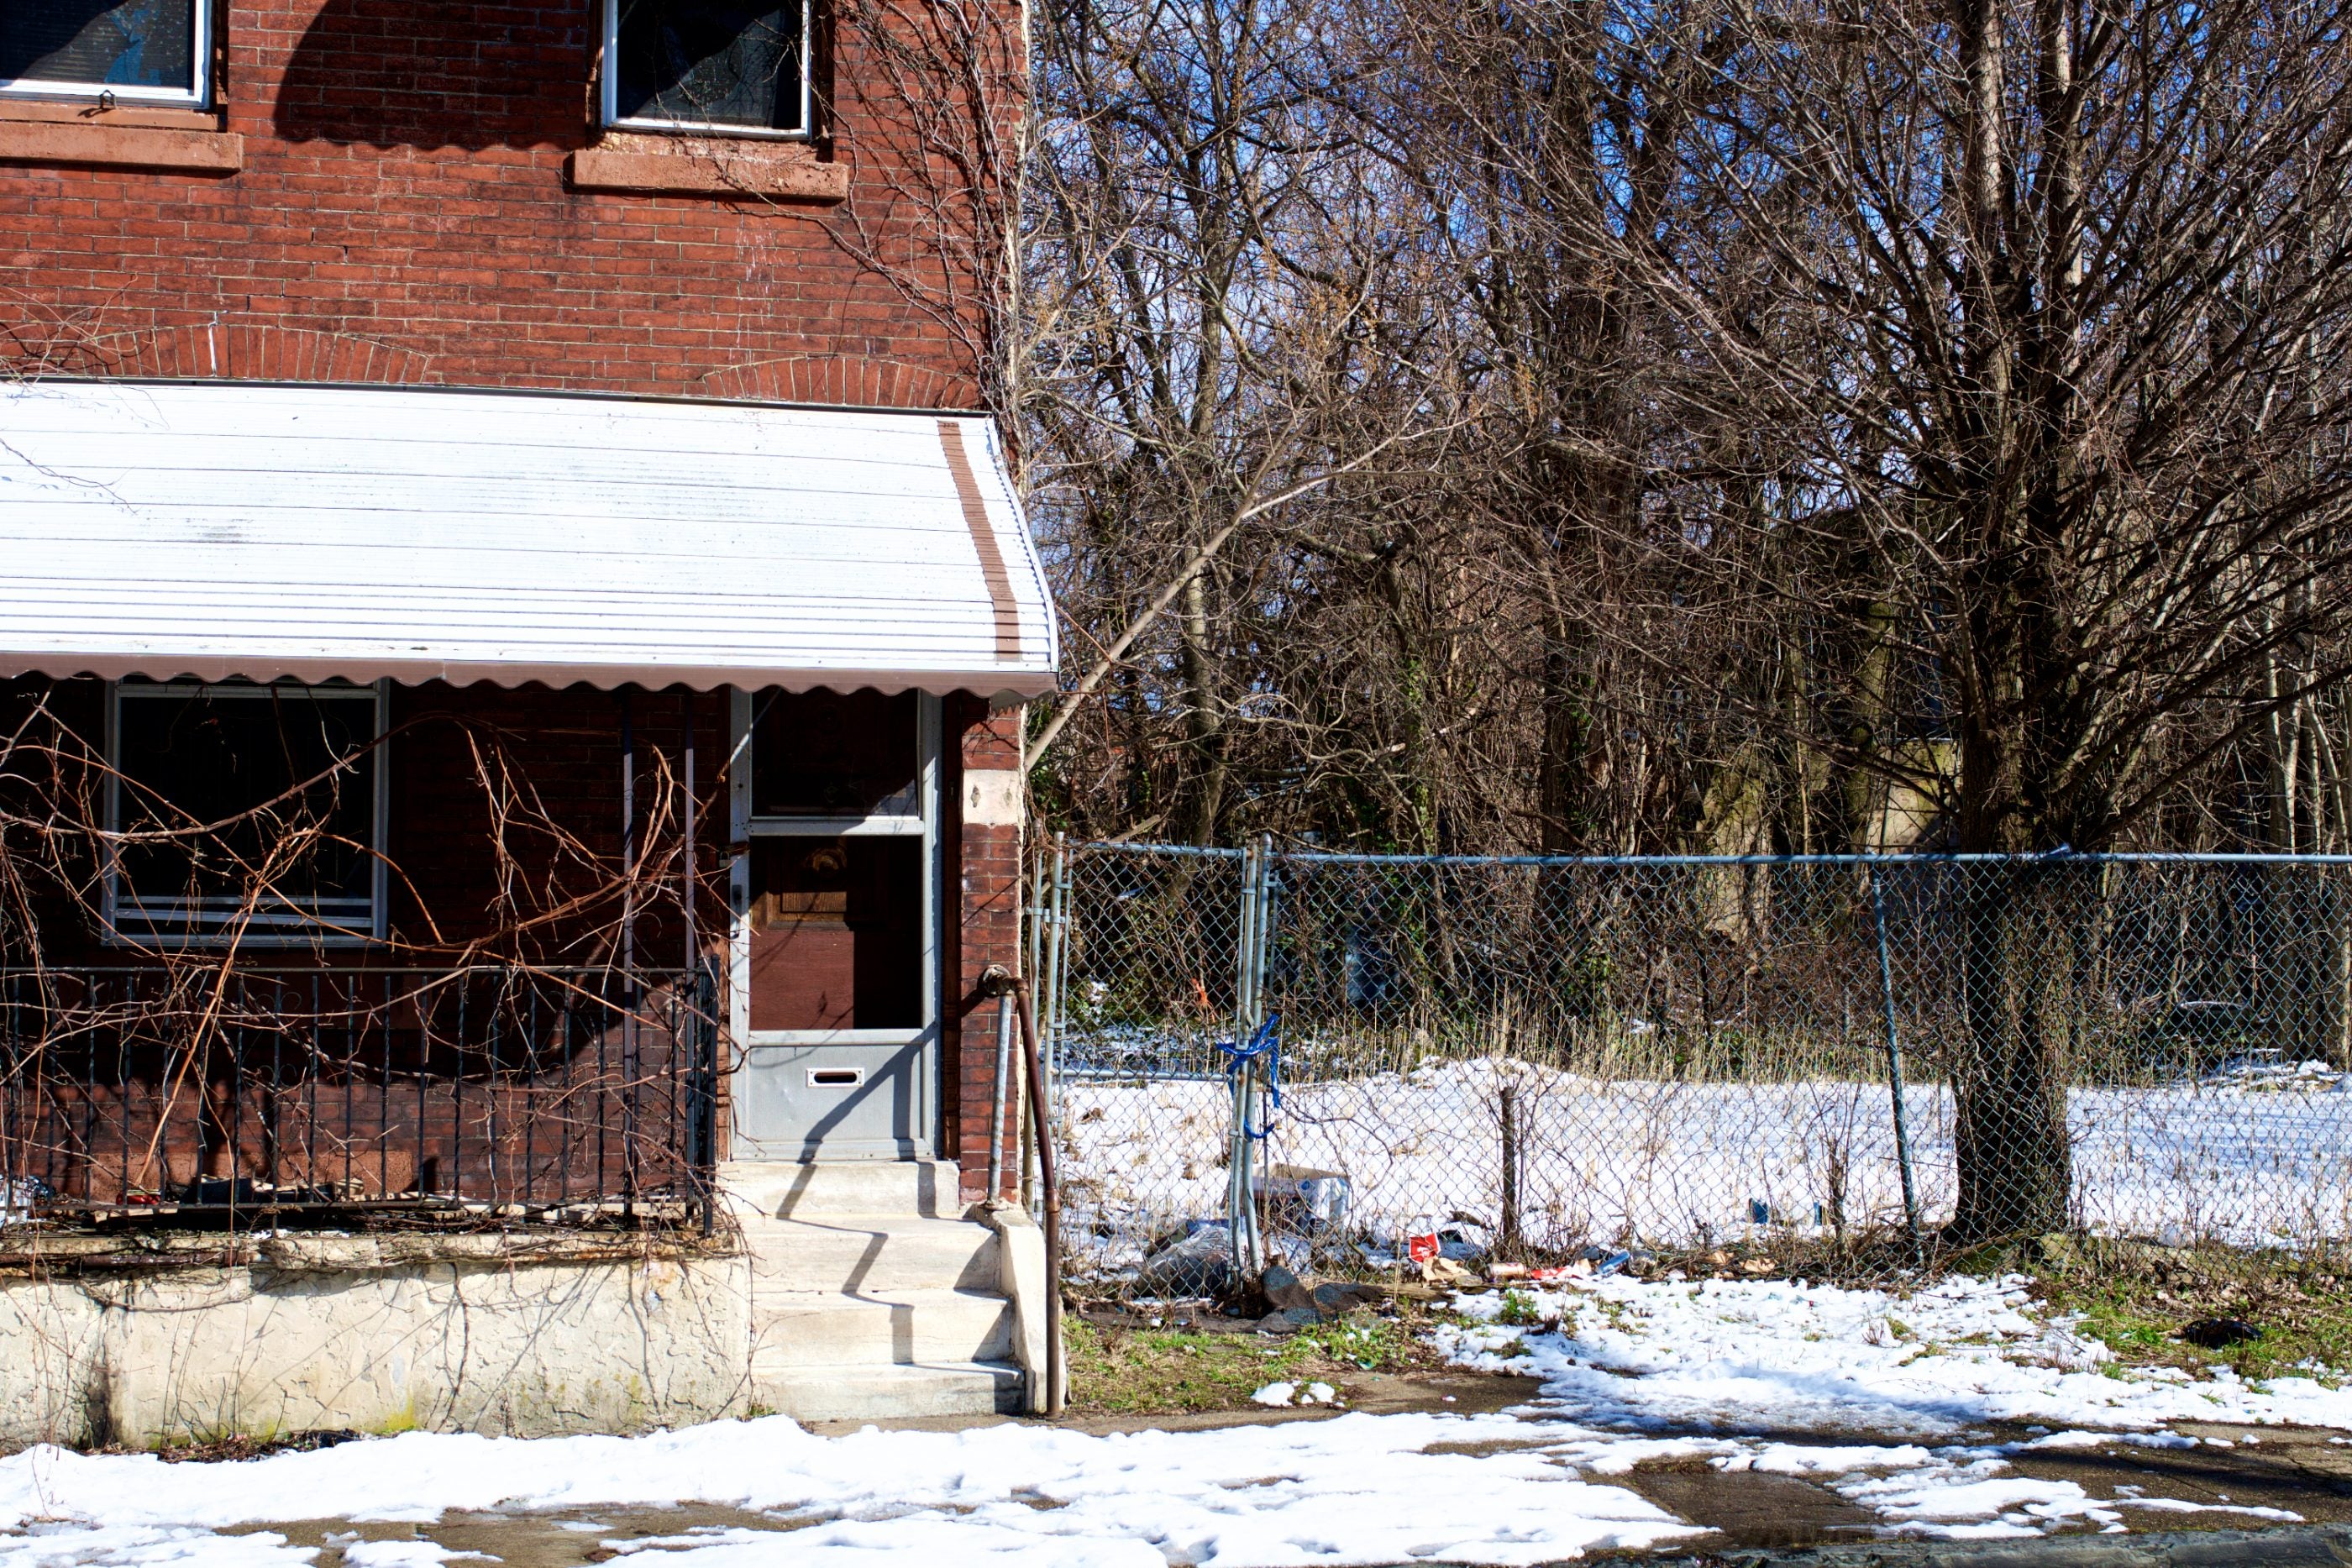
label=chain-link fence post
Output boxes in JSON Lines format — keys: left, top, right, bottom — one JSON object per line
{"left": 1870, "top": 862, "right": 1925, "bottom": 1262}
{"left": 1225, "top": 835, "right": 1274, "bottom": 1278}
{"left": 1047, "top": 832, "right": 1072, "bottom": 1143}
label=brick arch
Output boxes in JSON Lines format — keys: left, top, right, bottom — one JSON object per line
{"left": 68, "top": 324, "right": 436, "bottom": 386}
{"left": 698, "top": 355, "right": 976, "bottom": 410}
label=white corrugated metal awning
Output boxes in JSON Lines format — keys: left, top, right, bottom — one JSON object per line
{"left": 0, "top": 380, "right": 1058, "bottom": 699}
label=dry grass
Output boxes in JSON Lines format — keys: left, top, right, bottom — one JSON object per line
{"left": 1066, "top": 1309, "right": 1445, "bottom": 1415}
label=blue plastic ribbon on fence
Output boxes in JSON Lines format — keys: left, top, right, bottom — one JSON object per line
{"left": 1216, "top": 1012, "right": 1283, "bottom": 1139}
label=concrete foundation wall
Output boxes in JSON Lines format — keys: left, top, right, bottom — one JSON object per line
{"left": 0, "top": 1235, "right": 751, "bottom": 1450}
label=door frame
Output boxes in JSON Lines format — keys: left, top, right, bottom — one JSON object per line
{"left": 726, "top": 687, "right": 942, "bottom": 1159}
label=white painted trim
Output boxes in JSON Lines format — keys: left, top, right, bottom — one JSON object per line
{"left": 918, "top": 690, "right": 942, "bottom": 1154}
{"left": 747, "top": 815, "right": 924, "bottom": 837}
{"left": 727, "top": 685, "right": 753, "bottom": 1061}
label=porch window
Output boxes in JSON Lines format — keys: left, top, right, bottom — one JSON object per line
{"left": 603, "top": 0, "right": 811, "bottom": 138}
{"left": 107, "top": 680, "right": 386, "bottom": 945}
{"left": 0, "top": 0, "right": 210, "bottom": 107}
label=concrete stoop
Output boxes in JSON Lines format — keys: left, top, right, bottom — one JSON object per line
{"left": 722, "top": 1160, "right": 1041, "bottom": 1421}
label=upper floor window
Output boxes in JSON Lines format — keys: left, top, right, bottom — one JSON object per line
{"left": 0, "top": 0, "right": 209, "bottom": 107}
{"left": 604, "top": 0, "right": 811, "bottom": 139}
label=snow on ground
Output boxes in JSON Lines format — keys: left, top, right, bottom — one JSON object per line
{"left": 4, "top": 1272, "right": 2343, "bottom": 1565}
{"left": 1432, "top": 1270, "right": 2342, "bottom": 1539}
{"left": 1061, "top": 1056, "right": 2352, "bottom": 1260}
{"left": 0, "top": 1413, "right": 1698, "bottom": 1568}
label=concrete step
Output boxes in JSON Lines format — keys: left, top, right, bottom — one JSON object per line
{"left": 754, "top": 1361, "right": 1025, "bottom": 1421}
{"left": 752, "top": 1287, "right": 1014, "bottom": 1368}
{"left": 740, "top": 1214, "right": 1000, "bottom": 1294}
{"left": 720, "top": 1160, "right": 959, "bottom": 1220}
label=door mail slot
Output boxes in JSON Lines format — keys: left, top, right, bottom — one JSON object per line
{"left": 807, "top": 1067, "right": 864, "bottom": 1088}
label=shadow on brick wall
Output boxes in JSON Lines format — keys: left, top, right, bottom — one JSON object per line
{"left": 272, "top": 0, "right": 590, "bottom": 149}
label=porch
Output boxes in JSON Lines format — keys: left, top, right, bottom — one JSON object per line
{"left": 1, "top": 963, "right": 716, "bottom": 1226}
{"left": 0, "top": 376, "right": 1058, "bottom": 1436}
{"left": 0, "top": 378, "right": 1054, "bottom": 1211}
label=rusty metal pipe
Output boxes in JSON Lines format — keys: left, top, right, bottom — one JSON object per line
{"left": 1011, "top": 973, "right": 1063, "bottom": 1417}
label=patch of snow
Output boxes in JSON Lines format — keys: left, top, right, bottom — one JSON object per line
{"left": 0, "top": 1528, "right": 312, "bottom": 1568}
{"left": 1439, "top": 1272, "right": 2352, "bottom": 1434}
{"left": 1426, "top": 1271, "right": 2347, "bottom": 1540}
{"left": 0, "top": 1414, "right": 1701, "bottom": 1568}
{"left": 1248, "top": 1382, "right": 1295, "bottom": 1408}
{"left": 340, "top": 1546, "right": 488, "bottom": 1568}
{"left": 2113, "top": 1497, "right": 2302, "bottom": 1521}
{"left": 601, "top": 1530, "right": 778, "bottom": 1556}
{"left": 1730, "top": 1443, "right": 1936, "bottom": 1475}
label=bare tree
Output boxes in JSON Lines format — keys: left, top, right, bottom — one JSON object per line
{"left": 1019, "top": 0, "right": 1475, "bottom": 844}
{"left": 1419, "top": 0, "right": 2352, "bottom": 1235}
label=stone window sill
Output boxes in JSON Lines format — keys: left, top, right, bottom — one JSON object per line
{"left": 568, "top": 142, "right": 846, "bottom": 203}
{"left": 0, "top": 103, "right": 239, "bottom": 174}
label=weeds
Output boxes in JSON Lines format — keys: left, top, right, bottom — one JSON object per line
{"left": 1067, "top": 1310, "right": 1442, "bottom": 1414}
{"left": 1994, "top": 1235, "right": 2352, "bottom": 1385}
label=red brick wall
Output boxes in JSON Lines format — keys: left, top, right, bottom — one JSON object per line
{"left": 1, "top": 0, "right": 1033, "bottom": 1174}
{"left": 0, "top": 0, "right": 1015, "bottom": 402}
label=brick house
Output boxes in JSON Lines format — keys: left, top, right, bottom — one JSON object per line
{"left": 0, "top": 1, "right": 1057, "bottom": 1434}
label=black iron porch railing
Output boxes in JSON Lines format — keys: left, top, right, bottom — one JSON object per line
{"left": 0, "top": 965, "right": 719, "bottom": 1229}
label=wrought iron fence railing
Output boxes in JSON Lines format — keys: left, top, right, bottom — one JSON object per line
{"left": 0, "top": 964, "right": 719, "bottom": 1229}
{"left": 1035, "top": 844, "right": 2352, "bottom": 1287}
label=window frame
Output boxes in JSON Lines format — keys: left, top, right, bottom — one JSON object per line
{"left": 102, "top": 678, "right": 391, "bottom": 949}
{"left": 600, "top": 0, "right": 814, "bottom": 141}
{"left": 0, "top": 0, "right": 214, "bottom": 109}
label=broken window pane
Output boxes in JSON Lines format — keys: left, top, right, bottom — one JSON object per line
{"left": 612, "top": 0, "right": 806, "bottom": 133}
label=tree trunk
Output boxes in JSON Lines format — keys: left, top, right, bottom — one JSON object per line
{"left": 1174, "top": 565, "right": 1227, "bottom": 843}
{"left": 1950, "top": 865, "right": 2076, "bottom": 1241}
{"left": 1536, "top": 635, "right": 1596, "bottom": 852}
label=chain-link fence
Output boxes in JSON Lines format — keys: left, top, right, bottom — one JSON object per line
{"left": 1033, "top": 843, "right": 2352, "bottom": 1289}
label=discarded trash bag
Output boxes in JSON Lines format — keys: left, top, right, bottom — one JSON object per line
{"left": 1137, "top": 1222, "right": 1233, "bottom": 1298}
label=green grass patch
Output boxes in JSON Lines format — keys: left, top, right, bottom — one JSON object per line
{"left": 2008, "top": 1235, "right": 2352, "bottom": 1385}
{"left": 1067, "top": 1313, "right": 1438, "bottom": 1415}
